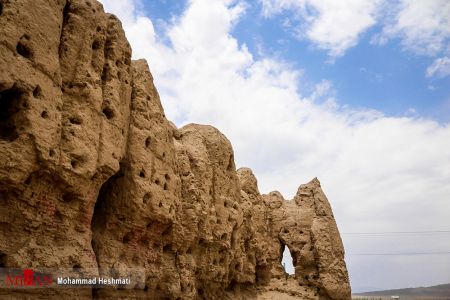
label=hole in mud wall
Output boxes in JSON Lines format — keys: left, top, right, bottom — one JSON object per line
{"left": 255, "top": 265, "right": 271, "bottom": 284}
{"left": 0, "top": 85, "right": 24, "bottom": 141}
{"left": 24, "top": 175, "right": 32, "bottom": 185}
{"left": 0, "top": 253, "right": 6, "bottom": 267}
{"left": 91, "top": 164, "right": 125, "bottom": 257}
{"left": 91, "top": 39, "right": 101, "bottom": 50}
{"left": 227, "top": 154, "right": 234, "bottom": 171}
{"left": 281, "top": 245, "right": 295, "bottom": 275}
{"left": 102, "top": 106, "right": 114, "bottom": 120}
{"left": 143, "top": 192, "right": 151, "bottom": 204}
{"left": 161, "top": 225, "right": 171, "bottom": 237}
{"left": 33, "top": 85, "right": 42, "bottom": 98}
{"left": 62, "top": 192, "right": 80, "bottom": 203}
{"left": 145, "top": 137, "right": 151, "bottom": 148}
{"left": 41, "top": 110, "right": 48, "bottom": 119}
{"left": 16, "top": 35, "right": 33, "bottom": 59}
{"left": 226, "top": 280, "right": 237, "bottom": 292}
{"left": 69, "top": 116, "right": 82, "bottom": 125}
{"left": 163, "top": 244, "right": 171, "bottom": 253}
{"left": 122, "top": 232, "right": 132, "bottom": 244}
{"left": 71, "top": 156, "right": 85, "bottom": 168}
{"left": 70, "top": 159, "right": 78, "bottom": 169}
{"left": 0, "top": 0, "right": 3, "bottom": 16}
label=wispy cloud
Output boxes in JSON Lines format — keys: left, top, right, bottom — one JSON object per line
{"left": 426, "top": 56, "right": 450, "bottom": 78}
{"left": 260, "top": 0, "right": 382, "bottom": 57}
{"left": 377, "top": 0, "right": 450, "bottom": 57}
{"left": 260, "top": 0, "right": 450, "bottom": 82}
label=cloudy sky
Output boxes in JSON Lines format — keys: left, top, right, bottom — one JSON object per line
{"left": 99, "top": 0, "right": 450, "bottom": 292}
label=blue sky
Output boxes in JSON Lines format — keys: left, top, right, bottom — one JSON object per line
{"left": 233, "top": 4, "right": 450, "bottom": 121}
{"left": 141, "top": 0, "right": 450, "bottom": 122}
{"left": 101, "top": 0, "right": 450, "bottom": 293}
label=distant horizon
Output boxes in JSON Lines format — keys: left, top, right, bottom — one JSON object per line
{"left": 354, "top": 282, "right": 450, "bottom": 293}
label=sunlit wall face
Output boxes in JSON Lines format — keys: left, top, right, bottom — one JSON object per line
{"left": 99, "top": 0, "right": 450, "bottom": 292}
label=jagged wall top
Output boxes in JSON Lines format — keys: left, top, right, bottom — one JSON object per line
{"left": 0, "top": 0, "right": 350, "bottom": 299}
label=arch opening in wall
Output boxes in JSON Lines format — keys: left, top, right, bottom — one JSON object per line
{"left": 281, "top": 245, "right": 295, "bottom": 275}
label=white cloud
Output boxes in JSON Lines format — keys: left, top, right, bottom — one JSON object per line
{"left": 99, "top": 0, "right": 450, "bottom": 291}
{"left": 260, "top": 0, "right": 450, "bottom": 67}
{"left": 260, "top": 0, "right": 382, "bottom": 57}
{"left": 377, "top": 0, "right": 450, "bottom": 56}
{"left": 426, "top": 56, "right": 450, "bottom": 78}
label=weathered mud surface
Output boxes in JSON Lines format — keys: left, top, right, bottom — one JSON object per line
{"left": 0, "top": 0, "right": 350, "bottom": 299}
